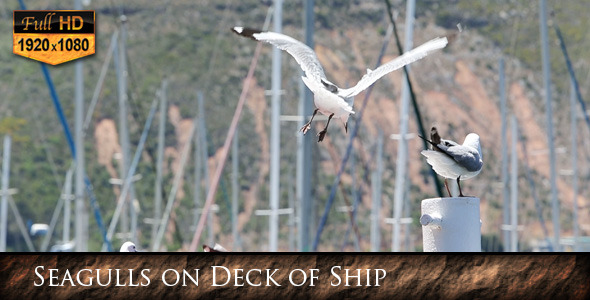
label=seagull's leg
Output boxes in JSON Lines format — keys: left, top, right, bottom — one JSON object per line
{"left": 444, "top": 178, "right": 452, "bottom": 197}
{"left": 317, "top": 113, "right": 334, "bottom": 142}
{"left": 456, "top": 176, "right": 464, "bottom": 197}
{"left": 299, "top": 108, "right": 319, "bottom": 135}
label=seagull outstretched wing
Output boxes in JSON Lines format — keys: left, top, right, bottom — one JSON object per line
{"left": 232, "top": 27, "right": 329, "bottom": 85}
{"left": 232, "top": 27, "right": 447, "bottom": 116}
{"left": 338, "top": 37, "right": 448, "bottom": 98}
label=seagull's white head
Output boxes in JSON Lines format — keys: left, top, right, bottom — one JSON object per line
{"left": 120, "top": 241, "right": 137, "bottom": 252}
{"left": 464, "top": 133, "right": 482, "bottom": 159}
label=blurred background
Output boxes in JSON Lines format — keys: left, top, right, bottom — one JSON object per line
{"left": 0, "top": 0, "right": 588, "bottom": 252}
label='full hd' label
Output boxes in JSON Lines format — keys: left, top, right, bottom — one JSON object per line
{"left": 13, "top": 10, "right": 95, "bottom": 65}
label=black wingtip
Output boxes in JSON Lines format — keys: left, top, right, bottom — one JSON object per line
{"left": 418, "top": 134, "right": 440, "bottom": 150}
{"left": 231, "top": 26, "right": 263, "bottom": 40}
{"left": 429, "top": 127, "right": 442, "bottom": 149}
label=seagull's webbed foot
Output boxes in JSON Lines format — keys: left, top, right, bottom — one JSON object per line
{"left": 299, "top": 123, "right": 312, "bottom": 135}
{"left": 300, "top": 108, "right": 319, "bottom": 135}
{"left": 316, "top": 113, "right": 334, "bottom": 143}
{"left": 317, "top": 130, "right": 328, "bottom": 142}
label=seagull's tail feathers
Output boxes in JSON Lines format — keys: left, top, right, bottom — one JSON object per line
{"left": 232, "top": 27, "right": 263, "bottom": 40}
{"left": 344, "top": 96, "right": 354, "bottom": 109}
{"left": 421, "top": 150, "right": 457, "bottom": 178}
{"left": 341, "top": 114, "right": 350, "bottom": 133}
{"left": 420, "top": 149, "right": 432, "bottom": 158}
{"left": 421, "top": 150, "right": 455, "bottom": 166}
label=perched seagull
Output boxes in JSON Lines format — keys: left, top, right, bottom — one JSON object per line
{"left": 202, "top": 243, "right": 230, "bottom": 252}
{"left": 419, "top": 127, "right": 483, "bottom": 197}
{"left": 232, "top": 26, "right": 448, "bottom": 142}
{"left": 120, "top": 241, "right": 138, "bottom": 252}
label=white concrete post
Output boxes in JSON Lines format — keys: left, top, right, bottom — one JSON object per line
{"left": 420, "top": 197, "right": 481, "bottom": 252}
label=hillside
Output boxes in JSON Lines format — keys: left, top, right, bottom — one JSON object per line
{"left": 0, "top": 0, "right": 588, "bottom": 252}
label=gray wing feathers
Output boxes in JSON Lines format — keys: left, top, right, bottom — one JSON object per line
{"left": 344, "top": 96, "right": 354, "bottom": 108}
{"left": 444, "top": 146, "right": 483, "bottom": 172}
{"left": 440, "top": 139, "right": 460, "bottom": 147}
{"left": 338, "top": 37, "right": 448, "bottom": 98}
{"left": 253, "top": 31, "right": 328, "bottom": 82}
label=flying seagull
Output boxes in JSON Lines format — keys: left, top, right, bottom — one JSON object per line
{"left": 232, "top": 27, "right": 448, "bottom": 142}
{"left": 120, "top": 241, "right": 138, "bottom": 252}
{"left": 419, "top": 127, "right": 483, "bottom": 197}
